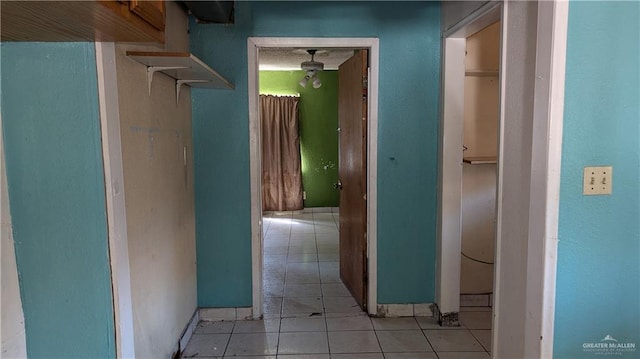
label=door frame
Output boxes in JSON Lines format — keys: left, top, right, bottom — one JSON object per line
{"left": 95, "top": 42, "right": 136, "bottom": 358}
{"left": 437, "top": 0, "right": 502, "bottom": 321}
{"left": 438, "top": 1, "right": 568, "bottom": 357}
{"left": 247, "top": 37, "right": 380, "bottom": 317}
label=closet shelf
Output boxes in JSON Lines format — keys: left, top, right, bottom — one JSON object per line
{"left": 126, "top": 51, "right": 234, "bottom": 103}
{"left": 463, "top": 156, "right": 497, "bottom": 164}
{"left": 465, "top": 69, "right": 499, "bottom": 77}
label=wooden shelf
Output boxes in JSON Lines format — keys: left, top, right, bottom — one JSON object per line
{"left": 126, "top": 51, "right": 234, "bottom": 103}
{"left": 465, "top": 70, "right": 499, "bottom": 77}
{"left": 463, "top": 156, "right": 497, "bottom": 164}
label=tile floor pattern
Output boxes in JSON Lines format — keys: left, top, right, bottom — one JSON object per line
{"left": 184, "top": 211, "right": 493, "bottom": 358}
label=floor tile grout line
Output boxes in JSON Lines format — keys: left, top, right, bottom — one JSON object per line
{"left": 220, "top": 320, "right": 235, "bottom": 357}
{"left": 418, "top": 317, "right": 439, "bottom": 355}
{"left": 275, "top": 308, "right": 283, "bottom": 356}
{"left": 312, "top": 211, "right": 326, "bottom": 312}
{"left": 279, "top": 211, "right": 293, "bottom": 317}
{"left": 313, "top": 211, "right": 335, "bottom": 355}
{"left": 468, "top": 327, "right": 492, "bottom": 354}
{"left": 372, "top": 326, "right": 387, "bottom": 358}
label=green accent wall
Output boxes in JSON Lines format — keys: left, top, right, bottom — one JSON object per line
{"left": 260, "top": 70, "right": 339, "bottom": 208}
{"left": 1, "top": 43, "right": 116, "bottom": 358}
{"left": 191, "top": 1, "right": 440, "bottom": 307}
{"left": 554, "top": 2, "right": 639, "bottom": 357}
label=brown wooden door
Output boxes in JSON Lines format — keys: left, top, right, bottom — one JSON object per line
{"left": 338, "top": 50, "right": 368, "bottom": 310}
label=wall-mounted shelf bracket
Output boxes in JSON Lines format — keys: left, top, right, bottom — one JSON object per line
{"left": 176, "top": 80, "right": 209, "bottom": 104}
{"left": 127, "top": 51, "right": 234, "bottom": 105}
{"left": 147, "top": 66, "right": 188, "bottom": 95}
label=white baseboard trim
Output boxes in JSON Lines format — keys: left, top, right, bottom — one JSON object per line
{"left": 199, "top": 307, "right": 253, "bottom": 322}
{"left": 174, "top": 309, "right": 199, "bottom": 358}
{"left": 376, "top": 303, "right": 435, "bottom": 317}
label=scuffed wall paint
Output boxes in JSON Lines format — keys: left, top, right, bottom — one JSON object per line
{"left": 114, "top": 2, "right": 197, "bottom": 357}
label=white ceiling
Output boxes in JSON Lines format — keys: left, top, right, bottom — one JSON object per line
{"left": 259, "top": 48, "right": 356, "bottom": 71}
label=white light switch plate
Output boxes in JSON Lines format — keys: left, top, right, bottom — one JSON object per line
{"left": 583, "top": 166, "right": 612, "bottom": 195}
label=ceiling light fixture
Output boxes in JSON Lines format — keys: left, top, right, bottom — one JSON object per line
{"left": 299, "top": 49, "right": 324, "bottom": 89}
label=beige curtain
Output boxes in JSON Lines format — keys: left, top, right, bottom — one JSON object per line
{"left": 261, "top": 95, "right": 303, "bottom": 211}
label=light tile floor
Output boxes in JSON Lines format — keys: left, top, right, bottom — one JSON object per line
{"left": 184, "top": 211, "right": 493, "bottom": 358}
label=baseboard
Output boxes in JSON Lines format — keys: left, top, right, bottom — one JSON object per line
{"left": 172, "top": 308, "right": 199, "bottom": 359}
{"left": 199, "top": 307, "right": 253, "bottom": 322}
{"left": 375, "top": 303, "right": 435, "bottom": 317}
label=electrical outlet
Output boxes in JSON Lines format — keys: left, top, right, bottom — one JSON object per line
{"left": 303, "top": 191, "right": 307, "bottom": 200}
{"left": 583, "top": 166, "right": 612, "bottom": 195}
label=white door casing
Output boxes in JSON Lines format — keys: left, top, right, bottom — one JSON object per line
{"left": 95, "top": 42, "right": 136, "bottom": 359}
{"left": 438, "top": 1, "right": 568, "bottom": 357}
{"left": 247, "top": 37, "right": 379, "bottom": 317}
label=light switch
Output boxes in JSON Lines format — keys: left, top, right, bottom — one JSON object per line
{"left": 583, "top": 166, "right": 612, "bottom": 195}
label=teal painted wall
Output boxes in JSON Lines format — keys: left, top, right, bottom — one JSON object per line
{"left": 260, "top": 70, "right": 339, "bottom": 208}
{"left": 554, "top": 2, "right": 639, "bottom": 358}
{"left": 191, "top": 1, "right": 440, "bottom": 307}
{"left": 1, "top": 43, "right": 116, "bottom": 358}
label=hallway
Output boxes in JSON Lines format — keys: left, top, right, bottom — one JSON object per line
{"left": 183, "top": 210, "right": 492, "bottom": 358}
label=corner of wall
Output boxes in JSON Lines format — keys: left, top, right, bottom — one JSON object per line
{"left": 0, "top": 115, "right": 27, "bottom": 359}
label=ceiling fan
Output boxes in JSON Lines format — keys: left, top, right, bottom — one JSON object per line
{"left": 299, "top": 49, "right": 324, "bottom": 89}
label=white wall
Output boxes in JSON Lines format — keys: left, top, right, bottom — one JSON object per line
{"left": 462, "top": 22, "right": 500, "bottom": 157}
{"left": 0, "top": 118, "right": 27, "bottom": 358}
{"left": 114, "top": 2, "right": 197, "bottom": 357}
{"left": 460, "top": 164, "right": 496, "bottom": 293}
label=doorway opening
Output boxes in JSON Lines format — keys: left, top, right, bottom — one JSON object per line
{"left": 247, "top": 38, "right": 380, "bottom": 318}
{"left": 437, "top": 0, "right": 502, "bottom": 345}
{"left": 459, "top": 19, "right": 501, "bottom": 344}
{"left": 258, "top": 47, "right": 364, "bottom": 317}
{"left": 439, "top": 2, "right": 568, "bottom": 356}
